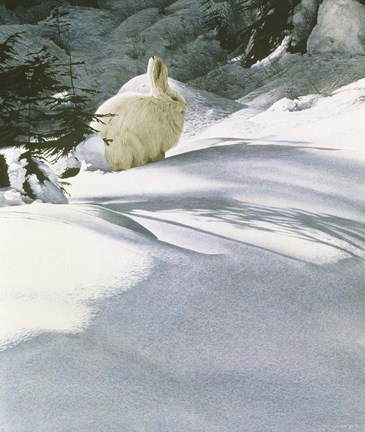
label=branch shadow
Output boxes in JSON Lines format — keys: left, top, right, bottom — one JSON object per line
{"left": 70, "top": 140, "right": 363, "bottom": 261}
{"left": 101, "top": 197, "right": 365, "bottom": 263}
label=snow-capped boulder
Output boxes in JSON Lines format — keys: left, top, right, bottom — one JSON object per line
{"left": 0, "top": 149, "right": 68, "bottom": 206}
{"left": 307, "top": 0, "right": 365, "bottom": 55}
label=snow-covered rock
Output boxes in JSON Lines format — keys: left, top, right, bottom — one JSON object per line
{"left": 0, "top": 149, "right": 68, "bottom": 206}
{"left": 27, "top": 159, "right": 68, "bottom": 204}
{"left": 307, "top": 0, "right": 365, "bottom": 55}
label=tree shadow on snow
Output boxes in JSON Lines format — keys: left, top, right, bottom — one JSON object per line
{"left": 104, "top": 197, "right": 365, "bottom": 263}
{"left": 75, "top": 140, "right": 363, "bottom": 261}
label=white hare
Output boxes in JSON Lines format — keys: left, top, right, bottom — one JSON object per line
{"left": 90, "top": 56, "right": 187, "bottom": 171}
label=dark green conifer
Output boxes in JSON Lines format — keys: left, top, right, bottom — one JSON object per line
{"left": 0, "top": 6, "right": 108, "bottom": 163}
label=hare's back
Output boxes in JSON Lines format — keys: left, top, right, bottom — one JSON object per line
{"left": 96, "top": 93, "right": 155, "bottom": 117}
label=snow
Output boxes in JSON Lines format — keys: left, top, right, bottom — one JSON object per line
{"left": 73, "top": 134, "right": 112, "bottom": 172}
{"left": 1, "top": 58, "right": 365, "bottom": 432}
{"left": 249, "top": 36, "right": 291, "bottom": 68}
{"left": 0, "top": 149, "right": 67, "bottom": 206}
{"left": 203, "top": 78, "right": 365, "bottom": 159}
{"left": 0, "top": 204, "right": 153, "bottom": 350}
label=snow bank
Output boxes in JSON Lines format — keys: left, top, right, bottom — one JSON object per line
{"left": 1, "top": 45, "right": 365, "bottom": 432}
{"left": 0, "top": 204, "right": 153, "bottom": 350}
{"left": 202, "top": 77, "right": 365, "bottom": 159}
{"left": 70, "top": 76, "right": 365, "bottom": 265}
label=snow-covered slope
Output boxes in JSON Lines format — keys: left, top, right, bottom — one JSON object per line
{"left": 1, "top": 72, "right": 364, "bottom": 431}
{"left": 197, "top": 78, "right": 365, "bottom": 159}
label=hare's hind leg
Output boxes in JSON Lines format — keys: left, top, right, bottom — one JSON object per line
{"left": 149, "top": 150, "right": 165, "bottom": 163}
{"left": 105, "top": 136, "right": 134, "bottom": 171}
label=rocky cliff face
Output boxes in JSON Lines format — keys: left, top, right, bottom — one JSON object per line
{"left": 0, "top": 0, "right": 210, "bottom": 108}
{"left": 0, "top": 0, "right": 365, "bottom": 106}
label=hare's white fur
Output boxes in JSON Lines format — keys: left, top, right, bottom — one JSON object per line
{"left": 90, "top": 57, "right": 187, "bottom": 171}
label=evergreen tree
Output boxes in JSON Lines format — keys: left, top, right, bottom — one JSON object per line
{"left": 0, "top": 154, "right": 9, "bottom": 187}
{"left": 0, "top": 7, "right": 109, "bottom": 163}
{"left": 42, "top": 4, "right": 110, "bottom": 161}
{"left": 0, "top": 7, "right": 111, "bottom": 199}
{"left": 0, "top": 38, "right": 107, "bottom": 200}
{"left": 202, "top": 0, "right": 300, "bottom": 67}
{"left": 0, "top": 33, "right": 24, "bottom": 149}
{"left": 234, "top": 0, "right": 300, "bottom": 66}
{"left": 0, "top": 36, "right": 65, "bottom": 194}
{"left": 43, "top": 55, "right": 102, "bottom": 160}
{"left": 0, "top": 35, "right": 62, "bottom": 152}
{"left": 45, "top": 3, "right": 72, "bottom": 53}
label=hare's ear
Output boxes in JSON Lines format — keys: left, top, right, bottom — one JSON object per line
{"left": 149, "top": 57, "right": 168, "bottom": 94}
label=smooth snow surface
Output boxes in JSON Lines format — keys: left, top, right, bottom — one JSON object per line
{"left": 0, "top": 204, "right": 152, "bottom": 349}
{"left": 1, "top": 75, "right": 365, "bottom": 431}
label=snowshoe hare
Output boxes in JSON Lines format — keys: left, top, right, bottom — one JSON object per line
{"left": 90, "top": 56, "right": 187, "bottom": 171}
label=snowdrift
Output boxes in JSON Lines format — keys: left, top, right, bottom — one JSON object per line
{"left": 1, "top": 75, "right": 364, "bottom": 432}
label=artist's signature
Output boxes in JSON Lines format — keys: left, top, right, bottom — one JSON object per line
{"left": 318, "top": 425, "right": 362, "bottom": 430}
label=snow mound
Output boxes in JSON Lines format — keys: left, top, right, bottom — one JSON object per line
{"left": 0, "top": 204, "right": 153, "bottom": 350}
{"left": 0, "top": 149, "right": 67, "bottom": 207}
{"left": 201, "top": 77, "right": 365, "bottom": 158}
{"left": 268, "top": 94, "right": 323, "bottom": 112}
{"left": 73, "top": 134, "right": 112, "bottom": 172}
